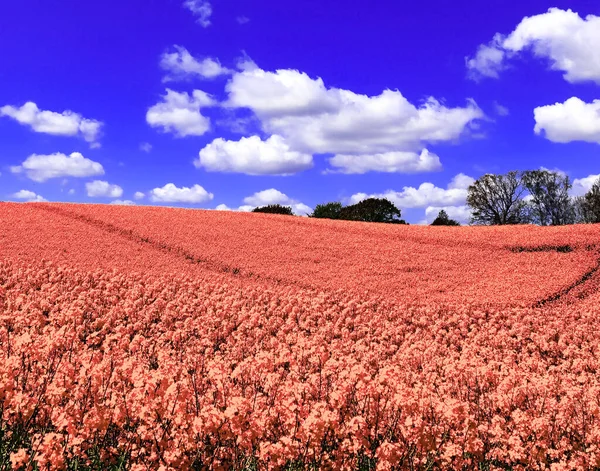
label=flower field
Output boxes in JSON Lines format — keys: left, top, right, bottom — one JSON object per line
{"left": 1, "top": 202, "right": 600, "bottom": 470}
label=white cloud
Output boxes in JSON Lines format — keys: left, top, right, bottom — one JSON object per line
{"left": 196, "top": 134, "right": 313, "bottom": 175}
{"left": 12, "top": 190, "right": 47, "bottom": 202}
{"left": 11, "top": 152, "right": 104, "bottom": 182}
{"left": 146, "top": 89, "right": 215, "bottom": 137}
{"left": 466, "top": 35, "right": 507, "bottom": 79}
{"left": 447, "top": 173, "right": 476, "bottom": 190}
{"left": 467, "top": 8, "right": 600, "bottom": 84}
{"left": 183, "top": 0, "right": 212, "bottom": 27}
{"left": 133, "top": 191, "right": 145, "bottom": 200}
{"left": 0, "top": 102, "right": 102, "bottom": 145}
{"left": 214, "top": 203, "right": 254, "bottom": 212}
{"left": 493, "top": 102, "right": 510, "bottom": 117}
{"left": 226, "top": 68, "right": 338, "bottom": 117}
{"left": 140, "top": 142, "right": 152, "bottom": 153}
{"left": 225, "top": 66, "right": 483, "bottom": 156}
{"left": 424, "top": 205, "right": 471, "bottom": 225}
{"left": 160, "top": 46, "right": 230, "bottom": 81}
{"left": 236, "top": 16, "right": 250, "bottom": 24}
{"left": 68, "top": 189, "right": 75, "bottom": 195}
{"left": 86, "top": 180, "right": 124, "bottom": 198}
{"left": 534, "top": 97, "right": 600, "bottom": 144}
{"left": 110, "top": 200, "right": 136, "bottom": 205}
{"left": 149, "top": 183, "right": 213, "bottom": 203}
{"left": 328, "top": 149, "right": 442, "bottom": 174}
{"left": 241, "top": 188, "right": 312, "bottom": 215}
{"left": 349, "top": 173, "right": 475, "bottom": 209}
{"left": 572, "top": 174, "right": 600, "bottom": 196}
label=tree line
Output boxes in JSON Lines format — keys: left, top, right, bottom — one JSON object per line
{"left": 252, "top": 199, "right": 409, "bottom": 224}
{"left": 466, "top": 170, "right": 600, "bottom": 225}
{"left": 252, "top": 170, "right": 600, "bottom": 226}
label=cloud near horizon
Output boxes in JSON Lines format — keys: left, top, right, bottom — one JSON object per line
{"left": 11, "top": 152, "right": 105, "bottom": 182}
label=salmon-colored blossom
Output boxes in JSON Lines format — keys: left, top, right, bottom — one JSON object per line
{"left": 1, "top": 202, "right": 600, "bottom": 470}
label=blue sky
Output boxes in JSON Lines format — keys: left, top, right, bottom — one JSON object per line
{"left": 1, "top": 0, "right": 599, "bottom": 223}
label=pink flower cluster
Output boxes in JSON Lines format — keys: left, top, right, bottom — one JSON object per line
{"left": 1, "top": 202, "right": 600, "bottom": 470}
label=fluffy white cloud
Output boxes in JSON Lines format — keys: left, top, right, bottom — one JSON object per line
{"left": 196, "top": 134, "right": 313, "bottom": 175}
{"left": 467, "top": 8, "right": 600, "bottom": 84}
{"left": 240, "top": 188, "right": 312, "bottom": 215}
{"left": 225, "top": 66, "right": 483, "bottom": 156}
{"left": 149, "top": 183, "right": 213, "bottom": 203}
{"left": 466, "top": 36, "right": 506, "bottom": 79}
{"left": 349, "top": 173, "right": 475, "bottom": 209}
{"left": 226, "top": 68, "right": 339, "bottom": 118}
{"left": 424, "top": 205, "right": 472, "bottom": 225}
{"left": 12, "top": 190, "right": 47, "bottom": 202}
{"left": 133, "top": 191, "right": 145, "bottom": 200}
{"left": 214, "top": 203, "right": 253, "bottom": 212}
{"left": 534, "top": 97, "right": 600, "bottom": 144}
{"left": 236, "top": 16, "right": 250, "bottom": 24}
{"left": 328, "top": 149, "right": 442, "bottom": 174}
{"left": 11, "top": 152, "right": 104, "bottom": 182}
{"left": 110, "top": 200, "right": 136, "bottom": 205}
{"left": 86, "top": 180, "right": 123, "bottom": 198}
{"left": 140, "top": 142, "right": 152, "bottom": 153}
{"left": 0, "top": 102, "right": 102, "bottom": 145}
{"left": 183, "top": 0, "right": 212, "bottom": 27}
{"left": 572, "top": 174, "right": 600, "bottom": 196}
{"left": 146, "top": 89, "right": 214, "bottom": 137}
{"left": 160, "top": 46, "right": 230, "bottom": 81}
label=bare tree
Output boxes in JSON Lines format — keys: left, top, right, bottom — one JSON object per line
{"left": 574, "top": 177, "right": 600, "bottom": 223}
{"left": 466, "top": 171, "right": 529, "bottom": 225}
{"left": 522, "top": 170, "right": 575, "bottom": 225}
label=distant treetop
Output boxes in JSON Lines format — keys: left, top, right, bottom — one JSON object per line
{"left": 252, "top": 204, "right": 294, "bottom": 215}
{"left": 430, "top": 210, "right": 460, "bottom": 226}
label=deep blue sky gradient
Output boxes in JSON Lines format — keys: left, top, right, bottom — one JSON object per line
{"left": 0, "top": 0, "right": 598, "bottom": 222}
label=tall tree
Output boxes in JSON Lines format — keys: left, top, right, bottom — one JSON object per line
{"left": 522, "top": 170, "right": 574, "bottom": 225}
{"left": 466, "top": 171, "right": 529, "bottom": 225}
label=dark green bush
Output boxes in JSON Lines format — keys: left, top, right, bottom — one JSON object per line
{"left": 338, "top": 198, "right": 406, "bottom": 224}
{"left": 252, "top": 204, "right": 294, "bottom": 215}
{"left": 310, "top": 202, "right": 343, "bottom": 219}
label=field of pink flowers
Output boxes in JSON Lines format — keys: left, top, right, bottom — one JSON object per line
{"left": 1, "top": 202, "right": 600, "bottom": 470}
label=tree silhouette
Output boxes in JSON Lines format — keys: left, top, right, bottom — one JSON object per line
{"left": 338, "top": 198, "right": 406, "bottom": 224}
{"left": 430, "top": 210, "right": 460, "bottom": 226}
{"left": 466, "top": 171, "right": 529, "bottom": 225}
{"left": 252, "top": 204, "right": 294, "bottom": 215}
{"left": 310, "top": 202, "right": 343, "bottom": 219}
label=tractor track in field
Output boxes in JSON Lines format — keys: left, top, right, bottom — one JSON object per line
{"left": 32, "top": 203, "right": 316, "bottom": 290}
{"left": 32, "top": 203, "right": 600, "bottom": 309}
{"left": 533, "top": 246, "right": 600, "bottom": 308}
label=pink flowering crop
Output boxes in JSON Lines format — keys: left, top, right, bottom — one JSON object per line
{"left": 1, "top": 202, "right": 600, "bottom": 470}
